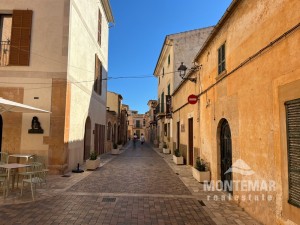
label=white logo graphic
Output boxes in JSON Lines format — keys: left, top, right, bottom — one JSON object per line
{"left": 224, "top": 159, "right": 255, "bottom": 176}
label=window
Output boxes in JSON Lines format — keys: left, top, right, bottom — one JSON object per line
{"left": 164, "top": 123, "right": 167, "bottom": 136}
{"left": 167, "top": 84, "right": 170, "bottom": 95}
{"left": 161, "top": 92, "right": 164, "bottom": 113}
{"left": 218, "top": 43, "right": 226, "bottom": 75}
{"left": 94, "top": 54, "right": 102, "bottom": 95}
{"left": 168, "top": 54, "right": 170, "bottom": 65}
{"left": 136, "top": 120, "right": 140, "bottom": 128}
{"left": 0, "top": 15, "right": 12, "bottom": 66}
{"left": 162, "top": 67, "right": 165, "bottom": 77}
{"left": 285, "top": 98, "right": 300, "bottom": 208}
{"left": 9, "top": 10, "right": 33, "bottom": 66}
{"left": 98, "top": 9, "right": 102, "bottom": 46}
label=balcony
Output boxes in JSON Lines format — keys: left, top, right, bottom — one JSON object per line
{"left": 0, "top": 40, "right": 10, "bottom": 66}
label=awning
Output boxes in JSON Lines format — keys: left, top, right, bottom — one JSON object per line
{"left": 0, "top": 97, "right": 51, "bottom": 114}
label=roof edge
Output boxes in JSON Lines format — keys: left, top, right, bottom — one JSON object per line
{"left": 101, "top": 0, "right": 114, "bottom": 23}
{"left": 194, "top": 0, "right": 240, "bottom": 61}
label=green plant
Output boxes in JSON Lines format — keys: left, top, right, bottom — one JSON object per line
{"left": 89, "top": 152, "right": 98, "bottom": 160}
{"left": 174, "top": 149, "right": 181, "bottom": 157}
{"left": 113, "top": 143, "right": 118, "bottom": 149}
{"left": 163, "top": 142, "right": 167, "bottom": 148}
{"left": 195, "top": 157, "right": 206, "bottom": 171}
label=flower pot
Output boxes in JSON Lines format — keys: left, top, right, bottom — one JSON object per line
{"left": 163, "top": 148, "right": 170, "bottom": 154}
{"left": 86, "top": 158, "right": 100, "bottom": 170}
{"left": 111, "top": 148, "right": 120, "bottom": 155}
{"left": 192, "top": 167, "right": 210, "bottom": 182}
{"left": 173, "top": 155, "right": 184, "bottom": 165}
{"left": 118, "top": 145, "right": 122, "bottom": 150}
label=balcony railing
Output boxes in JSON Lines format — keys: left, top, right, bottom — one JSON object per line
{"left": 0, "top": 40, "right": 10, "bottom": 66}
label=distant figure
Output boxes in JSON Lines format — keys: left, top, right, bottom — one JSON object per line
{"left": 140, "top": 133, "right": 145, "bottom": 145}
{"left": 133, "top": 133, "right": 138, "bottom": 146}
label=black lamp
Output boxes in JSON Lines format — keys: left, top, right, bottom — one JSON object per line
{"left": 178, "top": 62, "right": 188, "bottom": 79}
{"left": 177, "top": 62, "right": 197, "bottom": 83}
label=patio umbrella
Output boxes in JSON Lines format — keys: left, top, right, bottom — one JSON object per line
{"left": 0, "top": 97, "right": 51, "bottom": 114}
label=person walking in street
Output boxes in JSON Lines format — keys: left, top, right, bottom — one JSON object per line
{"left": 140, "top": 133, "right": 145, "bottom": 145}
{"left": 133, "top": 133, "right": 138, "bottom": 147}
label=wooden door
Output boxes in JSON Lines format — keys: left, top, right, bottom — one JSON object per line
{"left": 188, "top": 118, "right": 193, "bottom": 166}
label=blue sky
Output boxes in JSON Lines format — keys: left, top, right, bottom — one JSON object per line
{"left": 108, "top": 0, "right": 232, "bottom": 114}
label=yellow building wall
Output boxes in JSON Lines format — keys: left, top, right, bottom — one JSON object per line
{"left": 172, "top": 0, "right": 300, "bottom": 224}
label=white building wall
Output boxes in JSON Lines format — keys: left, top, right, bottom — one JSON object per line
{"left": 67, "top": 0, "right": 110, "bottom": 168}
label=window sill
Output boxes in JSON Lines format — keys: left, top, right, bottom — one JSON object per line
{"left": 215, "top": 70, "right": 227, "bottom": 81}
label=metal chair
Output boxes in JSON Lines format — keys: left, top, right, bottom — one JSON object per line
{"left": 0, "top": 152, "right": 8, "bottom": 164}
{"left": 20, "top": 162, "right": 48, "bottom": 200}
{"left": 0, "top": 152, "right": 8, "bottom": 197}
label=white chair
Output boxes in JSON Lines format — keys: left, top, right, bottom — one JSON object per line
{"left": 20, "top": 162, "right": 48, "bottom": 200}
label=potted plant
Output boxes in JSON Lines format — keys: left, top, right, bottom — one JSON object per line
{"left": 86, "top": 152, "right": 100, "bottom": 170}
{"left": 111, "top": 143, "right": 120, "bottom": 155}
{"left": 173, "top": 149, "right": 184, "bottom": 165}
{"left": 162, "top": 142, "right": 170, "bottom": 154}
{"left": 117, "top": 140, "right": 123, "bottom": 149}
{"left": 192, "top": 157, "right": 210, "bottom": 182}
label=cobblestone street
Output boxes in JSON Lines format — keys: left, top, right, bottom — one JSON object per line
{"left": 0, "top": 143, "right": 261, "bottom": 225}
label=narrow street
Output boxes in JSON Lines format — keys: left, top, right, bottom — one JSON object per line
{"left": 0, "top": 143, "right": 260, "bottom": 225}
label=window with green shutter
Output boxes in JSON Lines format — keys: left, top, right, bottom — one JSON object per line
{"left": 161, "top": 92, "right": 164, "bottom": 113}
{"left": 285, "top": 98, "right": 300, "bottom": 208}
{"left": 218, "top": 43, "right": 226, "bottom": 75}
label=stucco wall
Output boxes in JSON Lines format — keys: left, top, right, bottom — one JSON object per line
{"left": 66, "top": 0, "right": 109, "bottom": 170}
{"left": 172, "top": 0, "right": 300, "bottom": 224}
{"left": 0, "top": 0, "right": 68, "bottom": 72}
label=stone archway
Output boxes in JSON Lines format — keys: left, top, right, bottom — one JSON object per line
{"left": 83, "top": 116, "right": 91, "bottom": 160}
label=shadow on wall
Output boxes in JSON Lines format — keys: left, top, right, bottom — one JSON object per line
{"left": 65, "top": 66, "right": 108, "bottom": 174}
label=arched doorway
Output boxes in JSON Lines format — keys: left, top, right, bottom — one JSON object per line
{"left": 219, "top": 119, "right": 232, "bottom": 192}
{"left": 0, "top": 115, "right": 2, "bottom": 153}
{"left": 83, "top": 117, "right": 91, "bottom": 160}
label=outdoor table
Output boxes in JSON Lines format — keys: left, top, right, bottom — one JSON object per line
{"left": 0, "top": 163, "right": 30, "bottom": 197}
{"left": 8, "top": 154, "right": 35, "bottom": 163}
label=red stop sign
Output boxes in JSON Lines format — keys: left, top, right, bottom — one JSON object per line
{"left": 188, "top": 94, "right": 198, "bottom": 104}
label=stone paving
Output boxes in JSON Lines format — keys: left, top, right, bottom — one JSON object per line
{"left": 0, "top": 142, "right": 261, "bottom": 225}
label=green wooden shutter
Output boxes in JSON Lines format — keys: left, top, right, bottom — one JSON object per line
{"left": 285, "top": 98, "right": 300, "bottom": 207}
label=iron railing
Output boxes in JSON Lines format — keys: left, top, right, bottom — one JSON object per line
{"left": 0, "top": 40, "right": 10, "bottom": 66}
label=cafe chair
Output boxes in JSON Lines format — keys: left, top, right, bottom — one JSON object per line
{"left": 0, "top": 152, "right": 8, "bottom": 197}
{"left": 0, "top": 152, "right": 8, "bottom": 164}
{"left": 20, "top": 162, "right": 49, "bottom": 200}
{"left": 0, "top": 172, "right": 8, "bottom": 197}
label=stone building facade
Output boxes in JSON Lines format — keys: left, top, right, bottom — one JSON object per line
{"left": 172, "top": 0, "right": 300, "bottom": 224}
{"left": 153, "top": 27, "right": 213, "bottom": 153}
{"left": 0, "top": 0, "right": 114, "bottom": 173}
{"left": 127, "top": 110, "right": 146, "bottom": 140}
{"left": 106, "top": 91, "right": 128, "bottom": 151}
